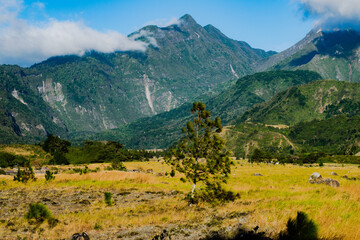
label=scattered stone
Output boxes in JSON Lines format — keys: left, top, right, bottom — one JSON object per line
{"left": 331, "top": 172, "right": 338, "bottom": 176}
{"left": 308, "top": 173, "right": 339, "bottom": 187}
{"left": 315, "top": 178, "right": 340, "bottom": 187}
{"left": 308, "top": 172, "right": 322, "bottom": 182}
{"left": 253, "top": 173, "right": 263, "bottom": 176}
{"left": 146, "top": 169, "right": 154, "bottom": 173}
{"left": 342, "top": 175, "right": 357, "bottom": 181}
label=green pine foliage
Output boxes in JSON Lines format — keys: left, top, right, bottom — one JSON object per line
{"left": 279, "top": 211, "right": 318, "bottom": 240}
{"left": 166, "top": 101, "right": 236, "bottom": 204}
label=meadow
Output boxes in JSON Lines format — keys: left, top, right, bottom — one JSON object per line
{"left": 1, "top": 156, "right": 360, "bottom": 239}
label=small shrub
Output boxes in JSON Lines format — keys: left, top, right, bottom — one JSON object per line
{"left": 45, "top": 170, "right": 55, "bottom": 181}
{"left": 111, "top": 160, "right": 126, "bottom": 171}
{"left": 279, "top": 211, "right": 318, "bottom": 240}
{"left": 13, "top": 160, "right": 36, "bottom": 183}
{"left": 0, "top": 169, "right": 6, "bottom": 175}
{"left": 170, "top": 169, "right": 175, "bottom": 177}
{"left": 25, "top": 203, "right": 52, "bottom": 224}
{"left": 104, "top": 192, "right": 113, "bottom": 206}
{"left": 94, "top": 222, "right": 103, "bottom": 230}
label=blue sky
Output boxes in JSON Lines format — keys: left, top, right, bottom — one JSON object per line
{"left": 20, "top": 0, "right": 313, "bottom": 52}
{"left": 1, "top": 0, "right": 358, "bottom": 66}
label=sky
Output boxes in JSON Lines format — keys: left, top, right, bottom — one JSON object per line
{"left": 0, "top": 0, "right": 359, "bottom": 66}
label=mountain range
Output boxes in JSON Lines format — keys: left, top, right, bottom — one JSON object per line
{"left": 0, "top": 14, "right": 275, "bottom": 143}
{"left": 1, "top": 14, "right": 360, "bottom": 150}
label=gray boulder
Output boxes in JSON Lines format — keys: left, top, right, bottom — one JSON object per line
{"left": 253, "top": 173, "right": 263, "bottom": 176}
{"left": 308, "top": 173, "right": 340, "bottom": 187}
{"left": 308, "top": 172, "right": 322, "bottom": 182}
{"left": 331, "top": 172, "right": 338, "bottom": 176}
{"left": 314, "top": 178, "right": 340, "bottom": 187}
{"left": 342, "top": 175, "right": 356, "bottom": 181}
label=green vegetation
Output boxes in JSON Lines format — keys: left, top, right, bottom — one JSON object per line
{"left": 237, "top": 80, "right": 360, "bottom": 126}
{"left": 25, "top": 203, "right": 52, "bottom": 224}
{"left": 288, "top": 115, "right": 360, "bottom": 154}
{"left": 104, "top": 192, "right": 114, "bottom": 206}
{"left": 45, "top": 170, "right": 55, "bottom": 181}
{"left": 279, "top": 211, "right": 318, "bottom": 240}
{"left": 90, "top": 70, "right": 321, "bottom": 149}
{"left": 250, "top": 148, "right": 273, "bottom": 164}
{"left": 166, "top": 102, "right": 236, "bottom": 204}
{"left": 13, "top": 158, "right": 36, "bottom": 183}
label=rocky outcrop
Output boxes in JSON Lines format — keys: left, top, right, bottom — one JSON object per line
{"left": 308, "top": 172, "right": 340, "bottom": 187}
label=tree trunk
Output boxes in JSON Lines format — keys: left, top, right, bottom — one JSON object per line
{"left": 191, "top": 183, "right": 196, "bottom": 198}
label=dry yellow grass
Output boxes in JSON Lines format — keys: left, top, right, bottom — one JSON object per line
{"left": 1, "top": 161, "right": 360, "bottom": 239}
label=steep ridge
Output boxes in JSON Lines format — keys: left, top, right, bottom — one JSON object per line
{"left": 259, "top": 29, "right": 360, "bottom": 82}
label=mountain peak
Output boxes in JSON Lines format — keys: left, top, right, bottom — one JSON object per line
{"left": 179, "top": 14, "right": 197, "bottom": 24}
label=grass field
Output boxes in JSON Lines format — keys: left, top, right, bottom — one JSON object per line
{"left": 1, "top": 160, "right": 360, "bottom": 239}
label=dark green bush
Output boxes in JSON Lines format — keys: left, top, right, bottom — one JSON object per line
{"left": 279, "top": 211, "right": 318, "bottom": 240}
{"left": 45, "top": 170, "right": 55, "bottom": 181}
{"left": 104, "top": 192, "right": 113, "bottom": 206}
{"left": 0, "top": 152, "right": 16, "bottom": 168}
{"left": 25, "top": 203, "right": 52, "bottom": 223}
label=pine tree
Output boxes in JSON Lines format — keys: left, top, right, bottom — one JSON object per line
{"left": 166, "top": 101, "right": 237, "bottom": 204}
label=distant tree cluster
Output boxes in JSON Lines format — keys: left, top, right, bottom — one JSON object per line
{"left": 42, "top": 134, "right": 71, "bottom": 165}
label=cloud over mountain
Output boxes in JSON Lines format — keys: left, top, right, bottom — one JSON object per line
{"left": 0, "top": 0, "right": 153, "bottom": 66}
{"left": 297, "top": 0, "right": 360, "bottom": 29}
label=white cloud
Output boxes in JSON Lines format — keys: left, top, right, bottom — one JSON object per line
{"left": 0, "top": 0, "right": 155, "bottom": 66}
{"left": 145, "top": 17, "right": 181, "bottom": 27}
{"left": 296, "top": 0, "right": 360, "bottom": 28}
{"left": 129, "top": 29, "right": 159, "bottom": 47}
{"left": 31, "top": 1, "right": 45, "bottom": 10}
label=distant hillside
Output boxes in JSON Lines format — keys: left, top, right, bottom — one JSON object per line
{"left": 237, "top": 80, "right": 360, "bottom": 126}
{"left": 221, "top": 123, "right": 295, "bottom": 159}
{"left": 86, "top": 70, "right": 322, "bottom": 148}
{"left": 288, "top": 115, "right": 360, "bottom": 154}
{"left": 227, "top": 79, "right": 360, "bottom": 157}
{"left": 259, "top": 29, "right": 360, "bottom": 82}
{"left": 224, "top": 114, "right": 360, "bottom": 158}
